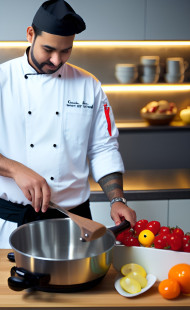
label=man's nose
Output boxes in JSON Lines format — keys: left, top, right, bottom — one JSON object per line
{"left": 50, "top": 53, "right": 61, "bottom": 66}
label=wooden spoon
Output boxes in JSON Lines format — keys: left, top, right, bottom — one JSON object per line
{"left": 49, "top": 201, "right": 107, "bottom": 242}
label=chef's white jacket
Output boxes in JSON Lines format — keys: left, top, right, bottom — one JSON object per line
{"left": 0, "top": 51, "right": 124, "bottom": 247}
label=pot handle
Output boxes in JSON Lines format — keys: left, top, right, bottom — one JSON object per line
{"left": 7, "top": 252, "right": 15, "bottom": 262}
{"left": 8, "top": 275, "right": 36, "bottom": 291}
{"left": 8, "top": 266, "right": 50, "bottom": 291}
{"left": 109, "top": 219, "right": 130, "bottom": 236}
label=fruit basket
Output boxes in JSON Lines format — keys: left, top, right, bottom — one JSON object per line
{"left": 140, "top": 100, "right": 177, "bottom": 125}
{"left": 113, "top": 245, "right": 190, "bottom": 281}
{"left": 140, "top": 111, "right": 177, "bottom": 125}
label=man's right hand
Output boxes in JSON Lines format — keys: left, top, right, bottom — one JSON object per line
{"left": 12, "top": 162, "right": 51, "bottom": 213}
{"left": 0, "top": 154, "right": 51, "bottom": 213}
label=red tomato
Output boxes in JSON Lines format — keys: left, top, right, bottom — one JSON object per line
{"left": 134, "top": 219, "right": 148, "bottom": 235}
{"left": 159, "top": 226, "right": 171, "bottom": 235}
{"left": 168, "top": 234, "right": 183, "bottom": 251}
{"left": 183, "top": 234, "right": 190, "bottom": 245}
{"left": 173, "top": 227, "right": 184, "bottom": 238}
{"left": 183, "top": 241, "right": 190, "bottom": 252}
{"left": 146, "top": 221, "right": 161, "bottom": 235}
{"left": 154, "top": 233, "right": 169, "bottom": 249}
{"left": 116, "top": 228, "right": 134, "bottom": 243}
{"left": 123, "top": 236, "right": 140, "bottom": 247}
{"left": 182, "top": 236, "right": 190, "bottom": 252}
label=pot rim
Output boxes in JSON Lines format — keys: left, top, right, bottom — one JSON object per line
{"left": 9, "top": 218, "right": 115, "bottom": 262}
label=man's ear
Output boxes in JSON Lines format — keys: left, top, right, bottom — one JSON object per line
{"left": 26, "top": 26, "right": 35, "bottom": 43}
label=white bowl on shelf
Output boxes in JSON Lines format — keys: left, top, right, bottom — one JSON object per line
{"left": 115, "top": 64, "right": 137, "bottom": 72}
{"left": 115, "top": 70, "right": 138, "bottom": 84}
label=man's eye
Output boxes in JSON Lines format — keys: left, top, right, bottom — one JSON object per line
{"left": 62, "top": 49, "right": 71, "bottom": 54}
{"left": 44, "top": 49, "right": 51, "bottom": 53}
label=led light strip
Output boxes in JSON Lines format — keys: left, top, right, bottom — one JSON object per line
{"left": 0, "top": 42, "right": 30, "bottom": 47}
{"left": 102, "top": 84, "right": 190, "bottom": 92}
{"left": 73, "top": 41, "right": 190, "bottom": 47}
{"left": 1, "top": 41, "right": 190, "bottom": 47}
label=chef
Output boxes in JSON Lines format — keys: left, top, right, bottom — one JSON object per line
{"left": 0, "top": 0, "right": 136, "bottom": 248}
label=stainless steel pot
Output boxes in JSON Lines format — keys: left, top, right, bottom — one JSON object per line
{"left": 8, "top": 218, "right": 130, "bottom": 292}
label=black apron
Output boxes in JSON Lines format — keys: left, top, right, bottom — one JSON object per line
{"left": 0, "top": 198, "right": 91, "bottom": 226}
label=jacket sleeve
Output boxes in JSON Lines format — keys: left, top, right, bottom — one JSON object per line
{"left": 87, "top": 81, "right": 125, "bottom": 182}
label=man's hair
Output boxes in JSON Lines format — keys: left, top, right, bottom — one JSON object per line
{"left": 32, "top": 23, "right": 42, "bottom": 38}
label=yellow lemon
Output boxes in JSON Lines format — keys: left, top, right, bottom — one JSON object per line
{"left": 138, "top": 229, "right": 155, "bottom": 247}
{"left": 121, "top": 263, "right": 147, "bottom": 278}
{"left": 127, "top": 271, "right": 147, "bottom": 288}
{"left": 120, "top": 276, "right": 141, "bottom": 294}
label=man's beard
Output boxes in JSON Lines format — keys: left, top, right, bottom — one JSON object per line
{"left": 30, "top": 45, "right": 63, "bottom": 74}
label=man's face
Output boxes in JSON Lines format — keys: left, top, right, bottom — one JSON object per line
{"left": 27, "top": 27, "right": 75, "bottom": 74}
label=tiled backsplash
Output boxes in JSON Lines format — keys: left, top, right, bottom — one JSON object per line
{"left": 1, "top": 43, "right": 190, "bottom": 122}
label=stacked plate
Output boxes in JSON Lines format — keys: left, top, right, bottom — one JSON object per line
{"left": 140, "top": 56, "right": 160, "bottom": 83}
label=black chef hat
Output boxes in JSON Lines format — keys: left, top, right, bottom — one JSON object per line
{"left": 32, "top": 0, "right": 86, "bottom": 36}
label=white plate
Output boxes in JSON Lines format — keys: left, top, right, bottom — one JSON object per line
{"left": 114, "top": 273, "right": 157, "bottom": 298}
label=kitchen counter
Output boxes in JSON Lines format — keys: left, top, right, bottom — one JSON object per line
{"left": 89, "top": 169, "right": 190, "bottom": 201}
{"left": 0, "top": 249, "right": 189, "bottom": 309}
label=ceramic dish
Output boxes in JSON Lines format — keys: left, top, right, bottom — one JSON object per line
{"left": 114, "top": 273, "right": 157, "bottom": 298}
{"left": 113, "top": 245, "right": 190, "bottom": 281}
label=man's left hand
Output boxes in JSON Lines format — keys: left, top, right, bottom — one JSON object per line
{"left": 110, "top": 202, "right": 136, "bottom": 228}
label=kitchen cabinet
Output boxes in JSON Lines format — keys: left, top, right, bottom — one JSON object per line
{"left": 0, "top": 0, "right": 146, "bottom": 41}
{"left": 168, "top": 199, "right": 190, "bottom": 232}
{"left": 146, "top": 0, "right": 190, "bottom": 40}
{"left": 0, "top": 0, "right": 40, "bottom": 41}
{"left": 118, "top": 128, "right": 190, "bottom": 170}
{"left": 71, "top": 0, "right": 146, "bottom": 41}
{"left": 2, "top": 0, "right": 190, "bottom": 41}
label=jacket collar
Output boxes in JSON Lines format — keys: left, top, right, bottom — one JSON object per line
{"left": 22, "top": 47, "right": 63, "bottom": 79}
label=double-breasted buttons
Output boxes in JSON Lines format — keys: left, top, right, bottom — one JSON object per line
{"left": 28, "top": 108, "right": 59, "bottom": 183}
